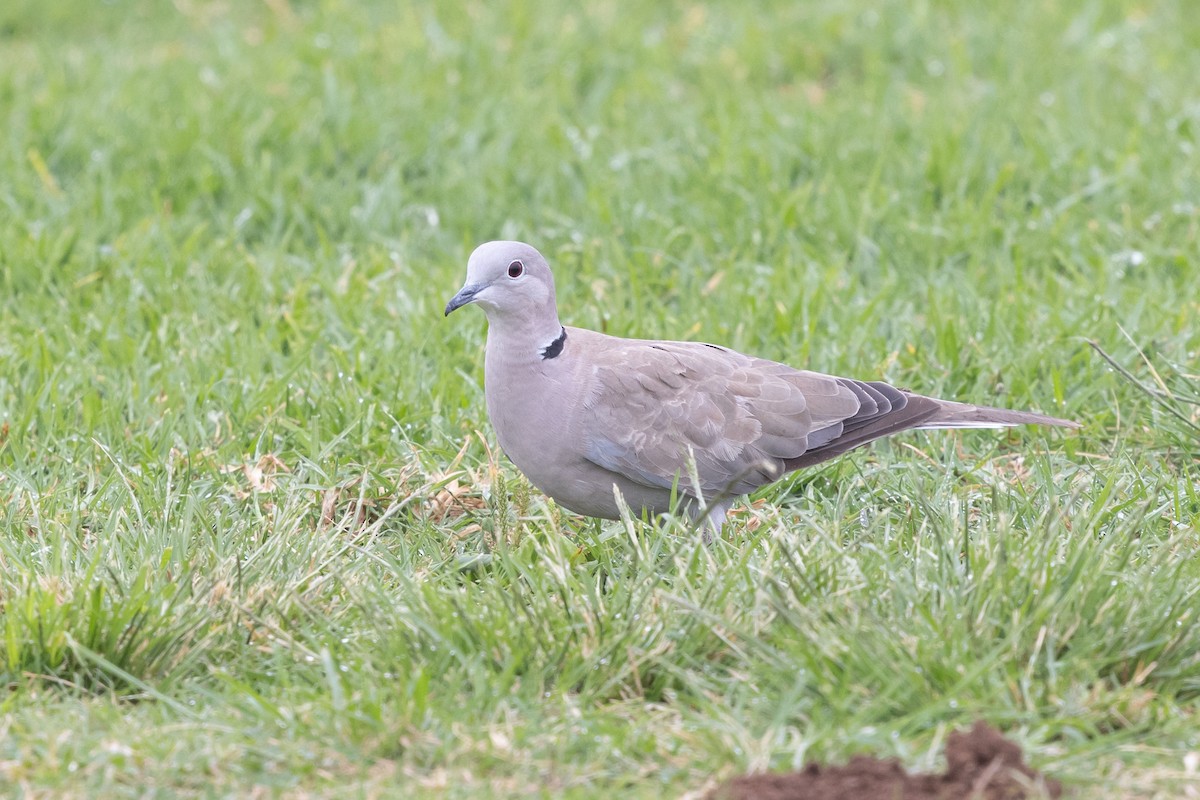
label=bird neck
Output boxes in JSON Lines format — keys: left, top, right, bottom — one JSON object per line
{"left": 485, "top": 307, "right": 565, "bottom": 362}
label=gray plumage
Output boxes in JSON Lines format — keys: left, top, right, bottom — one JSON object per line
{"left": 445, "top": 241, "right": 1078, "bottom": 534}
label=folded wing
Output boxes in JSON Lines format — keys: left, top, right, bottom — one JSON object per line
{"left": 579, "top": 339, "right": 930, "bottom": 496}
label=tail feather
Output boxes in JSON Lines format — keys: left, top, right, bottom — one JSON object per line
{"left": 918, "top": 399, "right": 1080, "bottom": 430}
{"left": 784, "top": 389, "right": 1078, "bottom": 472}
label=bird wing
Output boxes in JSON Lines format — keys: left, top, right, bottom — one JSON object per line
{"left": 577, "top": 336, "right": 874, "bottom": 496}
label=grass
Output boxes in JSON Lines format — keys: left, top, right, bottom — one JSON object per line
{"left": 1, "top": 0, "right": 1198, "bottom": 796}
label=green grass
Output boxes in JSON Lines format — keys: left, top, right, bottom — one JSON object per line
{"left": 2, "top": 0, "right": 1199, "bottom": 796}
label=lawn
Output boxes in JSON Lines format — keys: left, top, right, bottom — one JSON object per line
{"left": 1, "top": 0, "right": 1198, "bottom": 796}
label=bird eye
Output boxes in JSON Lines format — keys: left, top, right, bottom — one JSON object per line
{"left": 507, "top": 260, "right": 524, "bottom": 278}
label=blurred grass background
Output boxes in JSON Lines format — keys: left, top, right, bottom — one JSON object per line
{"left": 1, "top": 0, "right": 1198, "bottom": 796}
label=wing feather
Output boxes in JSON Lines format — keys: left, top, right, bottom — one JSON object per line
{"left": 580, "top": 338, "right": 861, "bottom": 496}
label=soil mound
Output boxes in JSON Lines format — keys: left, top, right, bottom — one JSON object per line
{"left": 709, "top": 722, "right": 1062, "bottom": 800}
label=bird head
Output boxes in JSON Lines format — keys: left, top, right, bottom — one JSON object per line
{"left": 444, "top": 241, "right": 557, "bottom": 320}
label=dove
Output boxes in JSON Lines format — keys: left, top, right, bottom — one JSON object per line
{"left": 445, "top": 241, "right": 1077, "bottom": 536}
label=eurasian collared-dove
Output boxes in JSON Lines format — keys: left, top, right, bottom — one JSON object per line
{"left": 445, "top": 241, "right": 1078, "bottom": 534}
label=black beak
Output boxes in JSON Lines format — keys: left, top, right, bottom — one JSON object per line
{"left": 444, "top": 284, "right": 482, "bottom": 316}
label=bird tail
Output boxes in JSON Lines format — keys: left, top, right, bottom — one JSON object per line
{"left": 916, "top": 398, "right": 1080, "bottom": 430}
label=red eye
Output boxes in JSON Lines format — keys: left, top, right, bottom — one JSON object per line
{"left": 507, "top": 260, "right": 524, "bottom": 278}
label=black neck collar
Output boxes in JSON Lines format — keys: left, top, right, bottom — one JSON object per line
{"left": 540, "top": 327, "right": 567, "bottom": 360}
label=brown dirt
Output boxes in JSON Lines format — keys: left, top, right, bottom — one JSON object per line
{"left": 708, "top": 722, "right": 1062, "bottom": 800}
